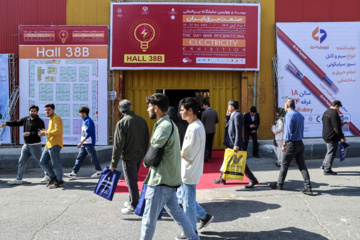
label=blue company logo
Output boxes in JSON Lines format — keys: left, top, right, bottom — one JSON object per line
{"left": 312, "top": 27, "right": 327, "bottom": 44}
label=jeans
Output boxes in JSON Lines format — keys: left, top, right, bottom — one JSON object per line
{"left": 17, "top": 144, "right": 44, "bottom": 180}
{"left": 177, "top": 184, "right": 207, "bottom": 230}
{"left": 40, "top": 145, "right": 63, "bottom": 182}
{"left": 72, "top": 145, "right": 101, "bottom": 173}
{"left": 122, "top": 159, "right": 142, "bottom": 208}
{"left": 205, "top": 133, "right": 215, "bottom": 158}
{"left": 141, "top": 185, "right": 199, "bottom": 240}
{"left": 322, "top": 142, "right": 339, "bottom": 171}
{"left": 278, "top": 141, "right": 311, "bottom": 188}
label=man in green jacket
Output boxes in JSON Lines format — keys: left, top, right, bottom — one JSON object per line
{"left": 140, "top": 93, "right": 199, "bottom": 240}
{"left": 110, "top": 99, "right": 149, "bottom": 214}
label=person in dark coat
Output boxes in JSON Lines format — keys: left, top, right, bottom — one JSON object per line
{"left": 168, "top": 106, "right": 186, "bottom": 148}
{"left": 243, "top": 106, "right": 260, "bottom": 158}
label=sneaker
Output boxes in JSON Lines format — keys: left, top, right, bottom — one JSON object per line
{"left": 324, "top": 170, "right": 337, "bottom": 175}
{"left": 46, "top": 177, "right": 57, "bottom": 187}
{"left": 198, "top": 214, "right": 214, "bottom": 231}
{"left": 7, "top": 178, "right": 22, "bottom": 185}
{"left": 64, "top": 172, "right": 77, "bottom": 178}
{"left": 49, "top": 181, "right": 64, "bottom": 189}
{"left": 175, "top": 231, "right": 198, "bottom": 240}
{"left": 121, "top": 206, "right": 135, "bottom": 215}
{"left": 91, "top": 171, "right": 102, "bottom": 178}
{"left": 124, "top": 202, "right": 131, "bottom": 208}
{"left": 268, "top": 182, "right": 283, "bottom": 190}
{"left": 301, "top": 187, "right": 313, "bottom": 195}
{"left": 40, "top": 175, "right": 51, "bottom": 182}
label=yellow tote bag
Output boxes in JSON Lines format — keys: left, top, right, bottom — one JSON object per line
{"left": 222, "top": 149, "right": 247, "bottom": 181}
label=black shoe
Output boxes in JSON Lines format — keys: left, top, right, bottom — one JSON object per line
{"left": 268, "top": 182, "right": 283, "bottom": 190}
{"left": 324, "top": 170, "right": 337, "bottom": 175}
{"left": 175, "top": 230, "right": 198, "bottom": 240}
{"left": 275, "top": 163, "right": 281, "bottom": 167}
{"left": 204, "top": 156, "right": 209, "bottom": 162}
{"left": 213, "top": 179, "right": 226, "bottom": 185}
{"left": 245, "top": 179, "right": 259, "bottom": 188}
{"left": 198, "top": 214, "right": 214, "bottom": 232}
{"left": 49, "top": 180, "right": 64, "bottom": 189}
{"left": 301, "top": 187, "right": 313, "bottom": 195}
{"left": 46, "top": 177, "right": 57, "bottom": 187}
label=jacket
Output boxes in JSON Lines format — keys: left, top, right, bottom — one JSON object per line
{"left": 244, "top": 112, "right": 260, "bottom": 133}
{"left": 271, "top": 118, "right": 284, "bottom": 141}
{"left": 111, "top": 111, "right": 149, "bottom": 168}
{"left": 143, "top": 115, "right": 182, "bottom": 187}
{"left": 223, "top": 110, "right": 244, "bottom": 149}
{"left": 322, "top": 108, "right": 344, "bottom": 142}
{"left": 6, "top": 116, "right": 45, "bottom": 144}
{"left": 45, "top": 113, "right": 63, "bottom": 149}
{"left": 201, "top": 107, "right": 219, "bottom": 134}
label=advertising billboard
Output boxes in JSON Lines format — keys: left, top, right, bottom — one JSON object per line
{"left": 19, "top": 26, "right": 109, "bottom": 145}
{"left": 0, "top": 54, "right": 11, "bottom": 143}
{"left": 276, "top": 22, "right": 360, "bottom": 137}
{"left": 110, "top": 3, "right": 260, "bottom": 70}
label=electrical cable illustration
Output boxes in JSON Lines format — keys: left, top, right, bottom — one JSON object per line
{"left": 286, "top": 60, "right": 360, "bottom": 135}
{"left": 277, "top": 26, "right": 338, "bottom": 92}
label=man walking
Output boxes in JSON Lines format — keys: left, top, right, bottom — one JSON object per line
{"left": 110, "top": 100, "right": 149, "bottom": 214}
{"left": 201, "top": 101, "right": 219, "bottom": 162}
{"left": 39, "top": 103, "right": 64, "bottom": 189}
{"left": 1, "top": 105, "right": 49, "bottom": 184}
{"left": 64, "top": 107, "right": 102, "bottom": 179}
{"left": 176, "top": 97, "right": 214, "bottom": 238}
{"left": 141, "top": 93, "right": 199, "bottom": 240}
{"left": 213, "top": 100, "right": 259, "bottom": 188}
{"left": 268, "top": 98, "right": 312, "bottom": 194}
{"left": 243, "top": 106, "right": 260, "bottom": 158}
{"left": 321, "top": 100, "right": 346, "bottom": 175}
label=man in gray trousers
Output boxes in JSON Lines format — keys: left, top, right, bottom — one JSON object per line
{"left": 321, "top": 100, "right": 346, "bottom": 175}
{"left": 110, "top": 100, "right": 149, "bottom": 214}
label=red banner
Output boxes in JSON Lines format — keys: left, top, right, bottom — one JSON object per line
{"left": 110, "top": 3, "right": 260, "bottom": 70}
{"left": 19, "top": 26, "right": 108, "bottom": 45}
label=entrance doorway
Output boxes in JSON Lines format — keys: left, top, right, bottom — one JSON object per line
{"left": 158, "top": 89, "right": 209, "bottom": 108}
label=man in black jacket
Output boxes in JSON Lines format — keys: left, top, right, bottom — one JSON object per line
{"left": 321, "top": 100, "right": 346, "bottom": 175}
{"left": 213, "top": 100, "right": 259, "bottom": 188}
{"left": 243, "top": 106, "right": 260, "bottom": 158}
{"left": 1, "top": 105, "right": 48, "bottom": 185}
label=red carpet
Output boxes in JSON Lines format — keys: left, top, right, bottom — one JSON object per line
{"left": 115, "top": 150, "right": 249, "bottom": 193}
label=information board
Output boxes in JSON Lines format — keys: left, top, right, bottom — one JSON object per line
{"left": 0, "top": 54, "right": 11, "bottom": 143}
{"left": 110, "top": 3, "right": 260, "bottom": 70}
{"left": 19, "top": 26, "right": 109, "bottom": 145}
{"left": 276, "top": 22, "right": 360, "bottom": 137}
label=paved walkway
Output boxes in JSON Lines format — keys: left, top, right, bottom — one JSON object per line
{"left": 1, "top": 156, "right": 359, "bottom": 240}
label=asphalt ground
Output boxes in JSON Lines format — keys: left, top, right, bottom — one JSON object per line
{"left": 0, "top": 157, "right": 359, "bottom": 240}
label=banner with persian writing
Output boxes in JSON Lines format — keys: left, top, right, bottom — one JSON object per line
{"left": 276, "top": 22, "right": 360, "bottom": 137}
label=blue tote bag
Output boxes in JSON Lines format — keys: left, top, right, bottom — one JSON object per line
{"left": 135, "top": 184, "right": 163, "bottom": 219}
{"left": 94, "top": 166, "right": 121, "bottom": 201}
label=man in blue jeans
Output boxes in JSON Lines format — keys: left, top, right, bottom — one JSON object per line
{"left": 141, "top": 93, "right": 199, "bottom": 240}
{"left": 1, "top": 105, "right": 49, "bottom": 184}
{"left": 64, "top": 106, "right": 102, "bottom": 178}
{"left": 39, "top": 103, "right": 64, "bottom": 189}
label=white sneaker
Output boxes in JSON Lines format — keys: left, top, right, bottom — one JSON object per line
{"left": 90, "top": 171, "right": 102, "bottom": 178}
{"left": 124, "top": 202, "right": 131, "bottom": 208}
{"left": 121, "top": 207, "right": 135, "bottom": 215}
{"left": 40, "top": 175, "right": 51, "bottom": 182}
{"left": 7, "top": 178, "right": 22, "bottom": 185}
{"left": 64, "top": 172, "right": 77, "bottom": 178}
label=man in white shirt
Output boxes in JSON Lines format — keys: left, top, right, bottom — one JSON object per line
{"left": 176, "top": 97, "right": 214, "bottom": 239}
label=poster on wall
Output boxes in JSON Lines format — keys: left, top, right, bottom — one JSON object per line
{"left": 0, "top": 54, "right": 11, "bottom": 144}
{"left": 19, "top": 26, "right": 109, "bottom": 145}
{"left": 276, "top": 22, "right": 360, "bottom": 137}
{"left": 110, "top": 3, "right": 260, "bottom": 70}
